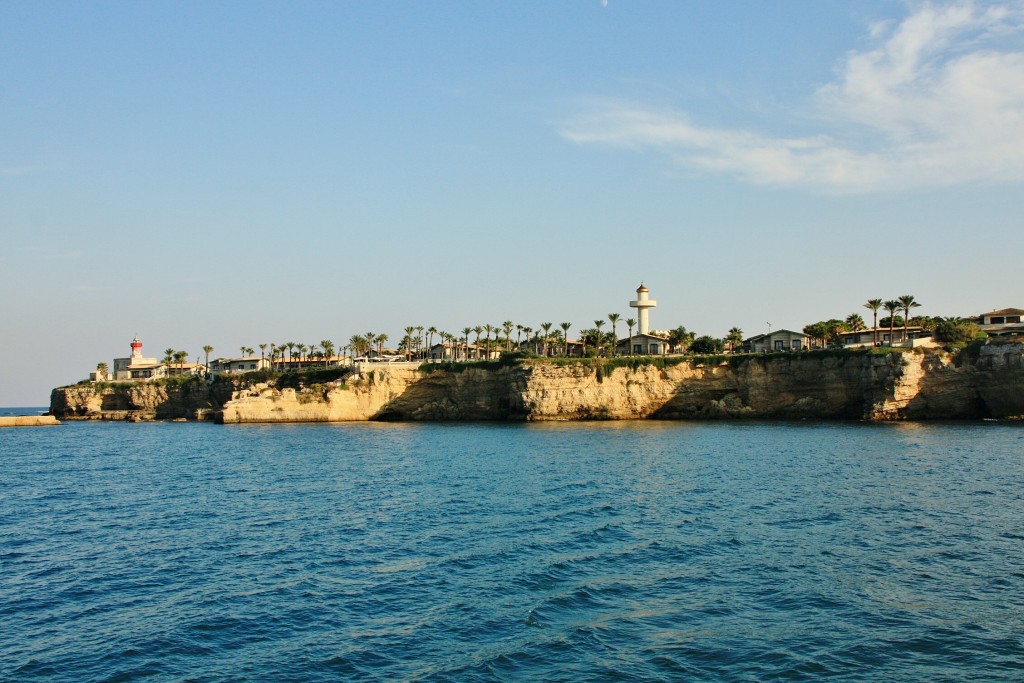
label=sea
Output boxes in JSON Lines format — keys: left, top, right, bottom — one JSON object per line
{"left": 2, "top": 414, "right": 1023, "bottom": 682}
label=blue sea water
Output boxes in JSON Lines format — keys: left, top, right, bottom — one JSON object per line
{"left": 2, "top": 419, "right": 1023, "bottom": 682}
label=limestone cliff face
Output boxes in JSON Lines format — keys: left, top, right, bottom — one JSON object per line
{"left": 50, "top": 381, "right": 233, "bottom": 420}
{"left": 52, "top": 345, "right": 1024, "bottom": 423}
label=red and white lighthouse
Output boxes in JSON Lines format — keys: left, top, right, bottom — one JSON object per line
{"left": 130, "top": 335, "right": 144, "bottom": 360}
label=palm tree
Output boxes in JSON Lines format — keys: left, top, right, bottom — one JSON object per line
{"left": 484, "top": 324, "right": 494, "bottom": 359}
{"left": 726, "top": 327, "right": 744, "bottom": 353}
{"left": 864, "top": 298, "right": 883, "bottom": 346}
{"left": 202, "top": 345, "right": 213, "bottom": 373}
{"left": 559, "top": 322, "right": 572, "bottom": 356}
{"left": 625, "top": 318, "right": 636, "bottom": 356}
{"left": 321, "top": 340, "right": 335, "bottom": 367}
{"left": 164, "top": 348, "right": 175, "bottom": 366}
{"left": 845, "top": 313, "right": 866, "bottom": 332}
{"left": 503, "top": 321, "right": 514, "bottom": 352}
{"left": 173, "top": 350, "right": 188, "bottom": 375}
{"left": 593, "top": 320, "right": 605, "bottom": 356}
{"left": 540, "top": 322, "right": 553, "bottom": 357}
{"left": 377, "top": 333, "right": 388, "bottom": 356}
{"left": 426, "top": 327, "right": 437, "bottom": 355}
{"left": 884, "top": 300, "right": 901, "bottom": 345}
{"left": 461, "top": 327, "right": 473, "bottom": 361}
{"left": 258, "top": 343, "right": 267, "bottom": 365}
{"left": 898, "top": 294, "right": 921, "bottom": 341}
{"left": 415, "top": 326, "right": 425, "bottom": 359}
{"left": 96, "top": 362, "right": 108, "bottom": 379}
{"left": 473, "top": 326, "right": 483, "bottom": 359}
{"left": 522, "top": 327, "right": 533, "bottom": 354}
{"left": 608, "top": 313, "right": 620, "bottom": 357}
{"left": 515, "top": 324, "right": 524, "bottom": 350}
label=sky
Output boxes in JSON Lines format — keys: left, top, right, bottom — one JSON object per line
{"left": 2, "top": 0, "right": 1023, "bottom": 406}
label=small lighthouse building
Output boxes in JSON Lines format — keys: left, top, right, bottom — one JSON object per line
{"left": 113, "top": 335, "right": 163, "bottom": 380}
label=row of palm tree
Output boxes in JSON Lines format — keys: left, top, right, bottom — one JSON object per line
{"left": 863, "top": 295, "right": 922, "bottom": 346}
{"left": 161, "top": 347, "right": 190, "bottom": 373}
{"left": 208, "top": 311, "right": 753, "bottom": 374}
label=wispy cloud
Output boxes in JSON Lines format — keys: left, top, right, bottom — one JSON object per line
{"left": 561, "top": 1, "right": 1024, "bottom": 193}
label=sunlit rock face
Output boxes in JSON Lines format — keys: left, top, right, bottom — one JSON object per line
{"left": 52, "top": 344, "right": 1024, "bottom": 423}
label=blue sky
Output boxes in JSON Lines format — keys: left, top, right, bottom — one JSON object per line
{"left": 3, "top": 1, "right": 1023, "bottom": 405}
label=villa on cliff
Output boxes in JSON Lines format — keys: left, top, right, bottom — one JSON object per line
{"left": 839, "top": 326, "right": 931, "bottom": 348}
{"left": 978, "top": 308, "right": 1024, "bottom": 339}
{"left": 744, "top": 330, "right": 807, "bottom": 353}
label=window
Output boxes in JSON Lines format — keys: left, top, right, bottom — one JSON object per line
{"left": 991, "top": 316, "right": 1005, "bottom": 324}
{"left": 774, "top": 340, "right": 784, "bottom": 351}
{"left": 1008, "top": 316, "right": 1021, "bottom": 324}
{"left": 634, "top": 344, "right": 642, "bottom": 354}
{"left": 793, "top": 340, "right": 802, "bottom": 350}
{"left": 649, "top": 344, "right": 659, "bottom": 353}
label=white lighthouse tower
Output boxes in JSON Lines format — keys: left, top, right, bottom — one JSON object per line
{"left": 630, "top": 283, "right": 657, "bottom": 335}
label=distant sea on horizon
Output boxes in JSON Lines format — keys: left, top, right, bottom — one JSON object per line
{"left": 3, "top": 420, "right": 1023, "bottom": 681}
{"left": 0, "top": 406, "right": 49, "bottom": 417}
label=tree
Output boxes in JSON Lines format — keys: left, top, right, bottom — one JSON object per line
{"left": 415, "top": 326, "right": 425, "bottom": 359}
{"left": 426, "top": 327, "right": 437, "bottom": 354}
{"left": 803, "top": 322, "right": 829, "bottom": 349}
{"left": 864, "top": 298, "right": 883, "bottom": 346}
{"left": 845, "top": 313, "right": 866, "bottom": 332}
{"left": 503, "top": 321, "right": 514, "bottom": 352}
{"left": 461, "top": 327, "right": 472, "bottom": 361}
{"left": 483, "top": 324, "right": 494, "bottom": 358}
{"left": 202, "top": 345, "right": 213, "bottom": 372}
{"left": 541, "top": 322, "right": 554, "bottom": 357}
{"left": 96, "top": 362, "right": 108, "bottom": 378}
{"left": 164, "top": 348, "right": 175, "bottom": 366}
{"left": 884, "top": 300, "right": 901, "bottom": 345}
{"left": 173, "top": 350, "right": 188, "bottom": 374}
{"left": 515, "top": 324, "right": 524, "bottom": 351}
{"left": 592, "top": 320, "right": 605, "bottom": 356}
{"left": 559, "top": 322, "right": 572, "bottom": 356}
{"left": 667, "top": 326, "right": 694, "bottom": 354}
{"left": 934, "top": 319, "right": 981, "bottom": 343}
{"left": 898, "top": 294, "right": 921, "bottom": 340}
{"left": 258, "top": 343, "right": 267, "bottom": 365}
{"left": 690, "top": 335, "right": 724, "bottom": 354}
{"left": 625, "top": 318, "right": 636, "bottom": 356}
{"left": 473, "top": 326, "right": 483, "bottom": 358}
{"left": 321, "top": 340, "right": 335, "bottom": 367}
{"left": 602, "top": 315, "right": 618, "bottom": 358}
{"left": 726, "top": 327, "right": 744, "bottom": 353}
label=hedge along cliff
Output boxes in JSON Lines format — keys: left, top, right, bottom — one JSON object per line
{"left": 51, "top": 344, "right": 1024, "bottom": 423}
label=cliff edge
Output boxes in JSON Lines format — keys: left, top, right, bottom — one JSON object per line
{"left": 51, "top": 344, "right": 1024, "bottom": 423}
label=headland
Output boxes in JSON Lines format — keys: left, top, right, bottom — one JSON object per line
{"left": 50, "top": 343, "right": 1024, "bottom": 423}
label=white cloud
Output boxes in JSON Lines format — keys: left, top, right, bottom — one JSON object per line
{"left": 561, "top": 1, "right": 1024, "bottom": 192}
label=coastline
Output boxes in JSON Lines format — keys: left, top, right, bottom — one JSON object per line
{"left": 49, "top": 343, "right": 1024, "bottom": 424}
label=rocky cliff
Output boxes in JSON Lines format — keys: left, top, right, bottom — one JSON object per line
{"left": 51, "top": 344, "right": 1024, "bottom": 423}
{"left": 50, "top": 380, "right": 234, "bottom": 421}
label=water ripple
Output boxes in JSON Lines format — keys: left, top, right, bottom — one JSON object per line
{"left": 2, "top": 420, "right": 1023, "bottom": 681}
